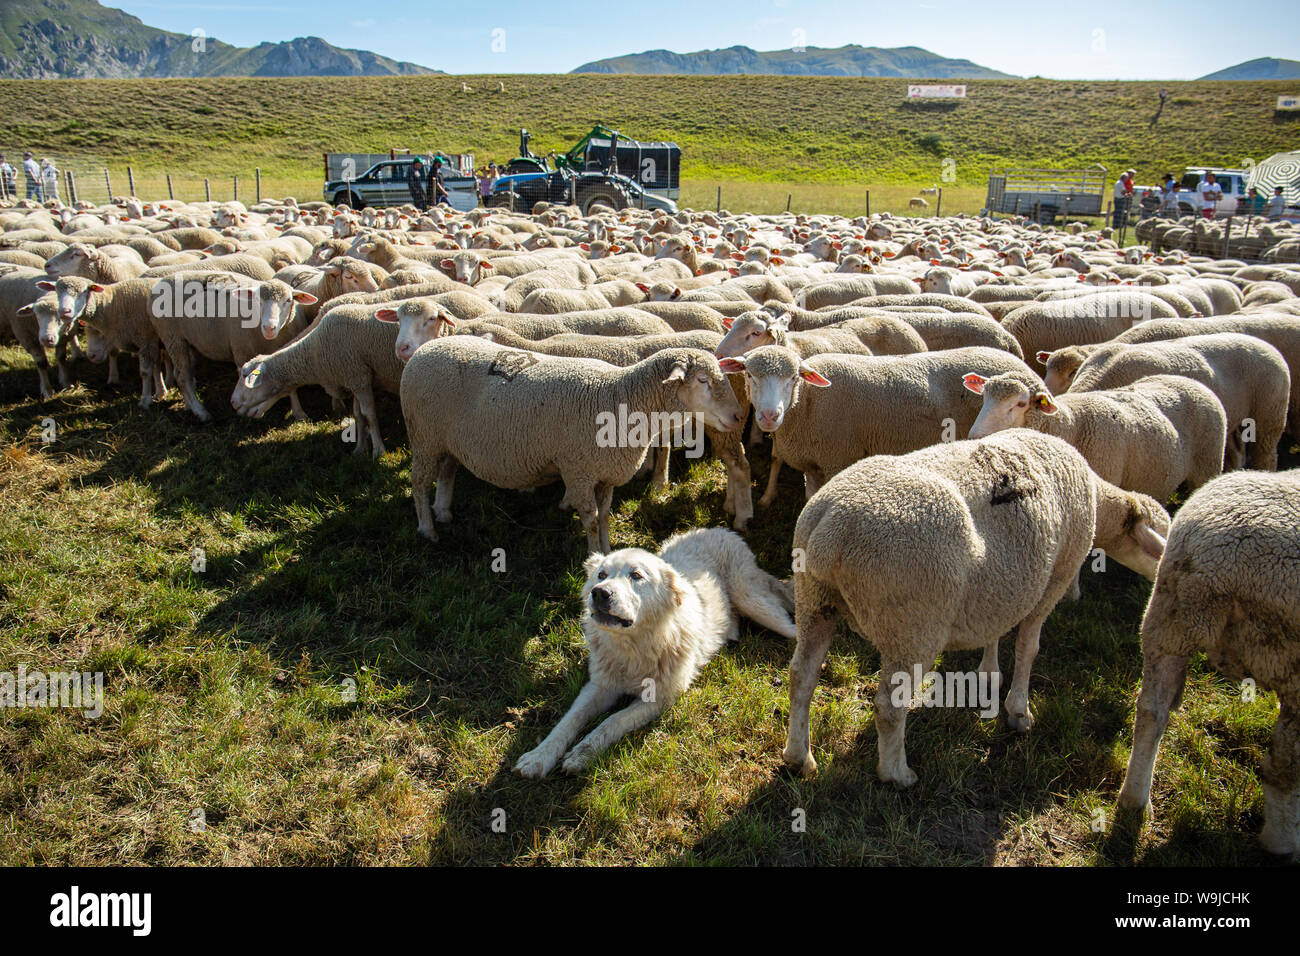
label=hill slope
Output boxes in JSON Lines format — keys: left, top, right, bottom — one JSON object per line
{"left": 1199, "top": 57, "right": 1300, "bottom": 80}
{"left": 573, "top": 44, "right": 1012, "bottom": 78}
{"left": 0, "top": 0, "right": 437, "bottom": 78}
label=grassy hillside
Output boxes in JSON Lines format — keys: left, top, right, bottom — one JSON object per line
{"left": 0, "top": 74, "right": 1296, "bottom": 211}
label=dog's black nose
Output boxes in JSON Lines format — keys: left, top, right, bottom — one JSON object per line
{"left": 591, "top": 585, "right": 611, "bottom": 607}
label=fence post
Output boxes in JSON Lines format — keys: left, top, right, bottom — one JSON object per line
{"left": 104, "top": 169, "right": 113, "bottom": 199}
{"left": 1035, "top": 200, "right": 1041, "bottom": 225}
{"left": 127, "top": 166, "right": 135, "bottom": 197}
{"left": 64, "top": 170, "right": 73, "bottom": 204}
{"left": 865, "top": 189, "right": 870, "bottom": 217}
{"left": 936, "top": 188, "right": 943, "bottom": 217}
{"left": 785, "top": 193, "right": 791, "bottom": 212}
{"left": 716, "top": 185, "right": 721, "bottom": 213}
{"left": 1013, "top": 196, "right": 1021, "bottom": 217}
{"left": 233, "top": 176, "right": 238, "bottom": 202}
{"left": 1063, "top": 196, "right": 1071, "bottom": 224}
{"left": 204, "top": 178, "right": 210, "bottom": 202}
{"left": 166, "top": 173, "right": 174, "bottom": 200}
{"left": 1223, "top": 216, "right": 1232, "bottom": 259}
{"left": 255, "top": 168, "right": 261, "bottom": 203}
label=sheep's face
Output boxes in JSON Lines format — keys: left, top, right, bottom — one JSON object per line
{"left": 230, "top": 356, "right": 285, "bottom": 418}
{"left": 44, "top": 243, "right": 92, "bottom": 277}
{"left": 1042, "top": 348, "right": 1086, "bottom": 395}
{"left": 37, "top": 277, "right": 98, "bottom": 340}
{"left": 440, "top": 254, "right": 490, "bottom": 285}
{"left": 84, "top": 323, "right": 113, "bottom": 364}
{"left": 378, "top": 302, "right": 455, "bottom": 363}
{"left": 16, "top": 294, "right": 65, "bottom": 350}
{"left": 1104, "top": 492, "right": 1170, "bottom": 582}
{"left": 233, "top": 281, "right": 316, "bottom": 340}
{"left": 581, "top": 548, "right": 679, "bottom": 634}
{"left": 919, "top": 267, "right": 954, "bottom": 295}
{"left": 835, "top": 255, "right": 873, "bottom": 274}
{"left": 662, "top": 354, "right": 745, "bottom": 433}
{"left": 339, "top": 261, "right": 381, "bottom": 293}
{"left": 965, "top": 373, "right": 1055, "bottom": 439}
{"left": 717, "top": 346, "right": 830, "bottom": 432}
{"left": 714, "top": 313, "right": 775, "bottom": 359}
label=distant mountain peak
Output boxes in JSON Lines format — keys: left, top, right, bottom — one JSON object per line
{"left": 572, "top": 44, "right": 1013, "bottom": 78}
{"left": 1199, "top": 57, "right": 1300, "bottom": 80}
{"left": 0, "top": 0, "right": 440, "bottom": 78}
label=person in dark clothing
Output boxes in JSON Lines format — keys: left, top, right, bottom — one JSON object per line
{"left": 430, "top": 158, "right": 451, "bottom": 206}
{"left": 407, "top": 156, "right": 428, "bottom": 210}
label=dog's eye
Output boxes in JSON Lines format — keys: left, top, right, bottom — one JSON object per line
{"left": 597, "top": 570, "right": 607, "bottom": 580}
{"left": 629, "top": 569, "right": 644, "bottom": 581}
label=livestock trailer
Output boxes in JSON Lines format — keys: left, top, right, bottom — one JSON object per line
{"left": 986, "top": 165, "right": 1108, "bottom": 223}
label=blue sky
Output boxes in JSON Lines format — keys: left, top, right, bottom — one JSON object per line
{"left": 113, "top": 0, "right": 1300, "bottom": 79}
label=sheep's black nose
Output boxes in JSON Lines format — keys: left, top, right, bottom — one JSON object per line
{"left": 591, "top": 586, "right": 611, "bottom": 607}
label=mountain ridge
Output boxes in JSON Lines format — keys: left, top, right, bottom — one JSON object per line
{"left": 572, "top": 44, "right": 1014, "bottom": 78}
{"left": 0, "top": 0, "right": 439, "bottom": 78}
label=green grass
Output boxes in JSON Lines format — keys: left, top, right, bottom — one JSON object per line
{"left": 1, "top": 74, "right": 1297, "bottom": 213}
{"left": 0, "top": 348, "right": 1293, "bottom": 866}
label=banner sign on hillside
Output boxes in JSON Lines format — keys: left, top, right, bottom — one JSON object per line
{"left": 1277, "top": 95, "right": 1300, "bottom": 111}
{"left": 908, "top": 84, "right": 966, "bottom": 98}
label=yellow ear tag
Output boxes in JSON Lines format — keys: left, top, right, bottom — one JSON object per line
{"left": 244, "top": 367, "right": 262, "bottom": 389}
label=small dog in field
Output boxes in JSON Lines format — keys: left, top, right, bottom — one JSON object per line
{"left": 513, "top": 528, "right": 797, "bottom": 778}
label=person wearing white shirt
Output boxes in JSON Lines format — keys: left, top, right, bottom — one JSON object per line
{"left": 0, "top": 154, "right": 15, "bottom": 199}
{"left": 1158, "top": 173, "right": 1178, "bottom": 218}
{"left": 22, "top": 151, "right": 41, "bottom": 200}
{"left": 1268, "top": 187, "right": 1287, "bottom": 220}
{"left": 1197, "top": 172, "right": 1222, "bottom": 220}
{"left": 40, "top": 158, "right": 59, "bottom": 201}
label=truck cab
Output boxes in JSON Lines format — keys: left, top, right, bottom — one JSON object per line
{"left": 323, "top": 158, "right": 478, "bottom": 212}
{"left": 1178, "top": 168, "right": 1249, "bottom": 218}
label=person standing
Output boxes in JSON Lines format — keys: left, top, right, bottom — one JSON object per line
{"left": 40, "top": 158, "right": 59, "bottom": 202}
{"left": 406, "top": 156, "right": 428, "bottom": 211}
{"left": 1112, "top": 169, "right": 1134, "bottom": 229}
{"left": 1197, "top": 171, "right": 1222, "bottom": 220}
{"left": 1268, "top": 186, "right": 1287, "bottom": 220}
{"left": 0, "top": 154, "right": 15, "bottom": 200}
{"left": 429, "top": 158, "right": 450, "bottom": 206}
{"left": 1158, "top": 173, "right": 1178, "bottom": 218}
{"left": 22, "top": 151, "right": 42, "bottom": 201}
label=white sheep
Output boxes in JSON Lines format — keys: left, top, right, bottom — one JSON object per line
{"left": 784, "top": 429, "right": 1169, "bottom": 785}
{"left": 400, "top": 338, "right": 745, "bottom": 552}
{"left": 1117, "top": 469, "right": 1300, "bottom": 858}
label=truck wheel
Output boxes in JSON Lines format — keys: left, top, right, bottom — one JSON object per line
{"left": 334, "top": 191, "right": 361, "bottom": 209}
{"left": 582, "top": 191, "right": 621, "bottom": 215}
{"left": 1178, "top": 202, "right": 1195, "bottom": 218}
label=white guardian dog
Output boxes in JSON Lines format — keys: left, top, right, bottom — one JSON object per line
{"left": 514, "top": 528, "right": 797, "bottom": 778}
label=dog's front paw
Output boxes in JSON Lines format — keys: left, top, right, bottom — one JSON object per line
{"left": 514, "top": 748, "right": 557, "bottom": 779}
{"left": 561, "top": 745, "right": 595, "bottom": 774}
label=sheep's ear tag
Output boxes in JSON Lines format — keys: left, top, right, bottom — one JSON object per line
{"left": 244, "top": 367, "right": 262, "bottom": 389}
{"left": 721, "top": 317, "right": 734, "bottom": 329}
{"left": 962, "top": 374, "right": 986, "bottom": 395}
{"left": 800, "top": 368, "right": 832, "bottom": 387}
{"left": 1036, "top": 394, "right": 1058, "bottom": 413}
{"left": 929, "top": 258, "right": 941, "bottom": 265}
{"left": 1036, "top": 350, "right": 1052, "bottom": 365}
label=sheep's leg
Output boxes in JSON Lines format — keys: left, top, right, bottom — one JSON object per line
{"left": 710, "top": 428, "right": 752, "bottom": 531}
{"left": 324, "top": 385, "right": 347, "bottom": 418}
{"left": 170, "top": 346, "right": 210, "bottom": 422}
{"left": 349, "top": 396, "right": 371, "bottom": 458}
{"left": 28, "top": 348, "right": 54, "bottom": 400}
{"left": 562, "top": 696, "right": 668, "bottom": 774}
{"left": 596, "top": 482, "right": 615, "bottom": 554}
{"left": 978, "top": 640, "right": 1000, "bottom": 695}
{"left": 782, "top": 579, "right": 837, "bottom": 775}
{"left": 353, "top": 385, "right": 384, "bottom": 459}
{"left": 1258, "top": 703, "right": 1299, "bottom": 857}
{"left": 758, "top": 457, "right": 783, "bottom": 509}
{"left": 287, "top": 388, "right": 308, "bottom": 423}
{"left": 1224, "top": 431, "right": 1246, "bottom": 471}
{"left": 874, "top": 654, "right": 921, "bottom": 787}
{"left": 1067, "top": 568, "right": 1082, "bottom": 602}
{"left": 651, "top": 443, "right": 671, "bottom": 491}
{"left": 514, "top": 681, "right": 621, "bottom": 779}
{"left": 1003, "top": 614, "right": 1051, "bottom": 733}
{"left": 411, "top": 451, "right": 439, "bottom": 541}
{"left": 568, "top": 483, "right": 602, "bottom": 554}
{"left": 1117, "top": 652, "right": 1189, "bottom": 811}
{"left": 106, "top": 350, "right": 120, "bottom": 385}
{"left": 54, "top": 337, "right": 72, "bottom": 390}
{"left": 433, "top": 456, "right": 458, "bottom": 524}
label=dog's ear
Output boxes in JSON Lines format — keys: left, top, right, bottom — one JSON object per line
{"left": 582, "top": 553, "right": 604, "bottom": 578}
{"left": 665, "top": 567, "right": 685, "bottom": 607}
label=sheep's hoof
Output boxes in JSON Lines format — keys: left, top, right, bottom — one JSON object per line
{"left": 879, "top": 764, "right": 919, "bottom": 788}
{"left": 782, "top": 746, "right": 816, "bottom": 776}
{"left": 1006, "top": 708, "right": 1034, "bottom": 734}
{"left": 757, "top": 494, "right": 776, "bottom": 509}
{"left": 732, "top": 516, "right": 750, "bottom": 532}
{"left": 434, "top": 509, "right": 452, "bottom": 524}
{"left": 417, "top": 525, "right": 439, "bottom": 542}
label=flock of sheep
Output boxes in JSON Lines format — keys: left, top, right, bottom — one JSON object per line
{"left": 1, "top": 190, "right": 1298, "bottom": 858}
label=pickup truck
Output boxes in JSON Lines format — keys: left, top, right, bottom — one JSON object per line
{"left": 322, "top": 157, "right": 478, "bottom": 212}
